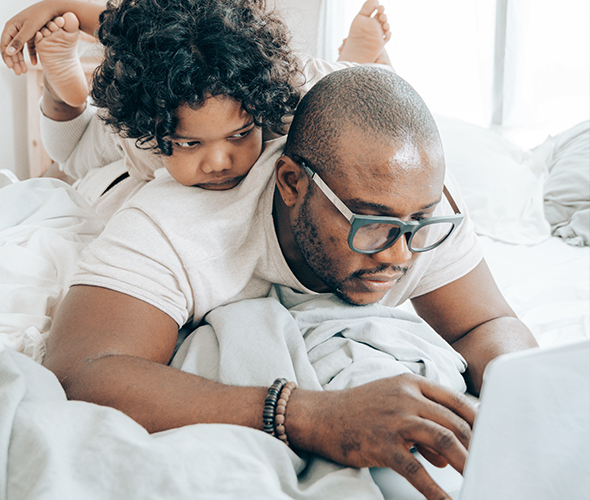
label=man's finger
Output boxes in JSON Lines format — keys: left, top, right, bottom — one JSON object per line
{"left": 389, "top": 449, "right": 454, "bottom": 500}
{"left": 418, "top": 398, "right": 473, "bottom": 451}
{"left": 416, "top": 444, "right": 449, "bottom": 469}
{"left": 421, "top": 381, "right": 477, "bottom": 427}
{"left": 407, "top": 419, "right": 469, "bottom": 474}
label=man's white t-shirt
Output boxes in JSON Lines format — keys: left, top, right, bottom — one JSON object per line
{"left": 72, "top": 135, "right": 483, "bottom": 328}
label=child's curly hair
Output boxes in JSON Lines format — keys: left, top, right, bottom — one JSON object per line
{"left": 91, "top": 0, "right": 302, "bottom": 155}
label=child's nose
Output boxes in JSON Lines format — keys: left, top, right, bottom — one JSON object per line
{"left": 200, "top": 149, "right": 232, "bottom": 173}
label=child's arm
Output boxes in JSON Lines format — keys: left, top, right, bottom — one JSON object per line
{"left": 41, "top": 100, "right": 125, "bottom": 181}
{"left": 1, "top": 0, "right": 104, "bottom": 74}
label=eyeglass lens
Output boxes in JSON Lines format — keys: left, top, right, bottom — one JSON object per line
{"left": 352, "top": 221, "right": 454, "bottom": 252}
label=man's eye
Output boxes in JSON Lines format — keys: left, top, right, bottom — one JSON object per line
{"left": 174, "top": 140, "right": 200, "bottom": 149}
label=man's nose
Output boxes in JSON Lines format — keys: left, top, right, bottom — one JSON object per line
{"left": 200, "top": 148, "right": 232, "bottom": 174}
{"left": 370, "top": 234, "right": 413, "bottom": 266}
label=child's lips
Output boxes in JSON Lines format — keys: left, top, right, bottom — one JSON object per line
{"left": 196, "top": 175, "right": 245, "bottom": 190}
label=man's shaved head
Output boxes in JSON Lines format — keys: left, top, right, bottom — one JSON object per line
{"left": 284, "top": 66, "right": 443, "bottom": 176}
{"left": 276, "top": 66, "right": 449, "bottom": 306}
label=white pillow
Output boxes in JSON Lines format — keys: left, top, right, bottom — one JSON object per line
{"left": 542, "top": 120, "right": 590, "bottom": 246}
{"left": 434, "top": 114, "right": 551, "bottom": 245}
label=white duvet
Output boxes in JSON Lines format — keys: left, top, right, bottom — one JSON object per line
{"left": 0, "top": 179, "right": 103, "bottom": 359}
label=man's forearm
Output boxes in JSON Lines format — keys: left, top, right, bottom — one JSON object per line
{"left": 451, "top": 316, "right": 538, "bottom": 395}
{"left": 47, "top": 350, "right": 476, "bottom": 498}
{"left": 47, "top": 353, "right": 268, "bottom": 433}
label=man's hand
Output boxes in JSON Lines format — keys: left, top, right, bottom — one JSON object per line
{"left": 289, "top": 374, "right": 476, "bottom": 500}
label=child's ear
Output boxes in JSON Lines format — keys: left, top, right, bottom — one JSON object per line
{"left": 275, "top": 155, "right": 307, "bottom": 207}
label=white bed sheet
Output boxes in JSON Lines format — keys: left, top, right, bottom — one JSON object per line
{"left": 479, "top": 235, "right": 589, "bottom": 347}
{"left": 0, "top": 178, "right": 103, "bottom": 359}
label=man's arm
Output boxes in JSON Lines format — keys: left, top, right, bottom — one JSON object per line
{"left": 411, "top": 259, "right": 538, "bottom": 395}
{"left": 43, "top": 285, "right": 269, "bottom": 432}
{"left": 45, "top": 284, "right": 476, "bottom": 500}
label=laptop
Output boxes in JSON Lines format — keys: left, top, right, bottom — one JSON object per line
{"left": 372, "top": 339, "right": 590, "bottom": 500}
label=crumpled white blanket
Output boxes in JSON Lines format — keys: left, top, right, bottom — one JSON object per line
{"left": 0, "top": 178, "right": 103, "bottom": 360}
{"left": 2, "top": 349, "right": 377, "bottom": 500}
{"left": 172, "top": 284, "right": 467, "bottom": 394}
{"left": 0, "top": 281, "right": 466, "bottom": 499}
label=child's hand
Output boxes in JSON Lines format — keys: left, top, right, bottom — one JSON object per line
{"left": 1, "top": 1, "right": 60, "bottom": 74}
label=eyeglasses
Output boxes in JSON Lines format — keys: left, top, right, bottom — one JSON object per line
{"left": 294, "top": 156, "right": 464, "bottom": 254}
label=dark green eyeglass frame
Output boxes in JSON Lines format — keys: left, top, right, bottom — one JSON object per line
{"left": 293, "top": 156, "right": 465, "bottom": 255}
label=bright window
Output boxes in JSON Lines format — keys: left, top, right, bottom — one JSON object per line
{"left": 320, "top": 0, "right": 589, "bottom": 148}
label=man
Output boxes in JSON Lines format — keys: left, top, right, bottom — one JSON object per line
{"left": 44, "top": 66, "right": 537, "bottom": 500}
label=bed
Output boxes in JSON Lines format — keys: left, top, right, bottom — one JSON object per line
{"left": 0, "top": 116, "right": 588, "bottom": 499}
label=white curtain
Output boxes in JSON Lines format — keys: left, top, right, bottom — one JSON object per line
{"left": 496, "top": 0, "right": 589, "bottom": 146}
{"left": 320, "top": 0, "right": 589, "bottom": 148}
{"left": 317, "top": 1, "right": 368, "bottom": 60}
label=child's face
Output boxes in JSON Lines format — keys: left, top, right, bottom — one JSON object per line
{"left": 163, "top": 97, "right": 264, "bottom": 190}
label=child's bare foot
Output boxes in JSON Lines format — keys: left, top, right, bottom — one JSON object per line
{"left": 337, "top": 0, "right": 392, "bottom": 65}
{"left": 35, "top": 12, "right": 88, "bottom": 108}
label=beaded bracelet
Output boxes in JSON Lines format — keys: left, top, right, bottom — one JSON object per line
{"left": 263, "top": 378, "right": 298, "bottom": 446}
{"left": 274, "top": 381, "right": 297, "bottom": 446}
{"left": 263, "top": 378, "right": 287, "bottom": 435}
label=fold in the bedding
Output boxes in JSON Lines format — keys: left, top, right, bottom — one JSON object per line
{"left": 0, "top": 179, "right": 103, "bottom": 360}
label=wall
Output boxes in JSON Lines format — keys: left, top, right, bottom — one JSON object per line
{"left": 272, "top": 0, "right": 322, "bottom": 56}
{"left": 0, "top": 0, "right": 322, "bottom": 180}
{"left": 0, "top": 0, "right": 39, "bottom": 180}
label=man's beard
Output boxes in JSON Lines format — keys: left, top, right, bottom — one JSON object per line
{"left": 291, "top": 192, "right": 363, "bottom": 305}
{"left": 292, "top": 191, "right": 410, "bottom": 306}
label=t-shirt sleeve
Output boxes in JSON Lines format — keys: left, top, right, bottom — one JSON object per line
{"left": 71, "top": 207, "right": 194, "bottom": 327}
{"left": 408, "top": 174, "right": 484, "bottom": 299}
{"left": 40, "top": 100, "right": 123, "bottom": 180}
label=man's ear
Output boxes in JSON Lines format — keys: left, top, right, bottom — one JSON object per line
{"left": 275, "top": 155, "right": 307, "bottom": 207}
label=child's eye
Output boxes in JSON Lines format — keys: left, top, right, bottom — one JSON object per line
{"left": 229, "top": 126, "right": 254, "bottom": 140}
{"left": 174, "top": 140, "right": 200, "bottom": 149}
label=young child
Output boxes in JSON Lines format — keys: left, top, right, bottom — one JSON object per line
{"left": 2, "top": 0, "right": 392, "bottom": 216}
